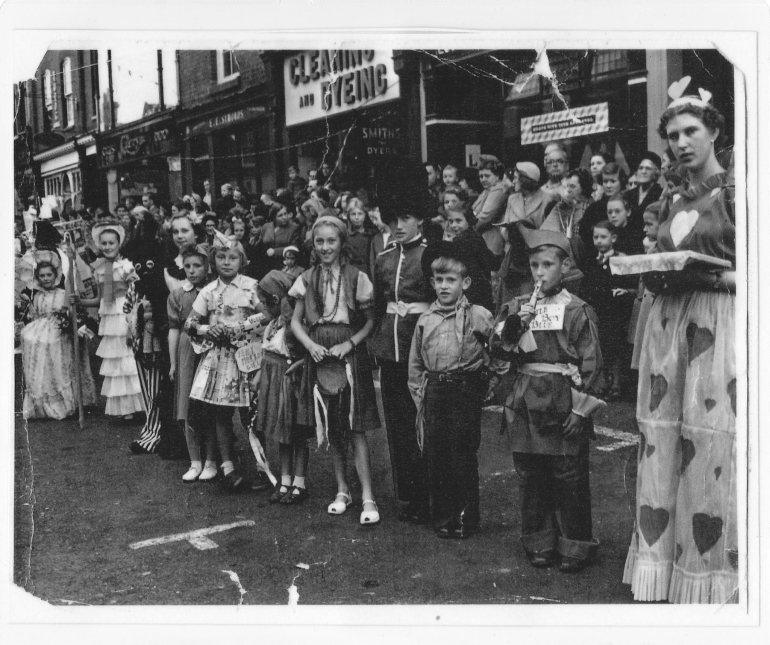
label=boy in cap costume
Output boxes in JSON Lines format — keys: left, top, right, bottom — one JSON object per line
{"left": 492, "top": 228, "right": 605, "bottom": 572}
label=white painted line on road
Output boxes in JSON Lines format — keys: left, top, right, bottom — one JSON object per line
{"left": 594, "top": 426, "right": 639, "bottom": 452}
{"left": 481, "top": 406, "right": 639, "bottom": 452}
{"left": 129, "top": 520, "right": 255, "bottom": 551}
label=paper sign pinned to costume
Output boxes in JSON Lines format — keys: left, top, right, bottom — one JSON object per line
{"left": 529, "top": 304, "right": 565, "bottom": 331}
{"left": 235, "top": 342, "right": 262, "bottom": 373}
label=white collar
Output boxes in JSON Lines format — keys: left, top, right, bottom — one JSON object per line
{"left": 217, "top": 274, "right": 244, "bottom": 290}
{"left": 182, "top": 280, "right": 196, "bottom": 292}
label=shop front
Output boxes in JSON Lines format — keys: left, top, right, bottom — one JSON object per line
{"left": 420, "top": 49, "right": 734, "bottom": 176}
{"left": 97, "top": 112, "right": 180, "bottom": 213}
{"left": 282, "top": 49, "right": 421, "bottom": 199}
{"left": 180, "top": 101, "right": 275, "bottom": 200}
{"left": 34, "top": 134, "right": 99, "bottom": 217}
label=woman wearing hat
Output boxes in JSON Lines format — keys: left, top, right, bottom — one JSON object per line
{"left": 496, "top": 163, "right": 558, "bottom": 304}
{"left": 624, "top": 151, "right": 664, "bottom": 243}
{"left": 76, "top": 219, "right": 145, "bottom": 421}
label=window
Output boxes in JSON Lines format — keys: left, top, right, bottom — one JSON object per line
{"left": 591, "top": 50, "right": 628, "bottom": 77}
{"left": 62, "top": 58, "right": 75, "bottom": 127}
{"left": 217, "top": 50, "right": 240, "bottom": 83}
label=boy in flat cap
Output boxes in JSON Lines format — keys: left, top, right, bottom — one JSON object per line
{"left": 408, "top": 245, "right": 508, "bottom": 539}
{"left": 491, "top": 228, "right": 605, "bottom": 572}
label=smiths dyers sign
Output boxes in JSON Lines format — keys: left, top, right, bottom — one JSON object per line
{"left": 284, "top": 50, "right": 400, "bottom": 127}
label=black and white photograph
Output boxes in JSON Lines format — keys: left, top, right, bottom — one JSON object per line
{"left": 2, "top": 2, "right": 767, "bottom": 642}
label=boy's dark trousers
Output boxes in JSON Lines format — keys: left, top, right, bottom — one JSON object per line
{"left": 423, "top": 372, "right": 485, "bottom": 531}
{"left": 379, "top": 360, "right": 429, "bottom": 513}
{"left": 512, "top": 444, "right": 598, "bottom": 562}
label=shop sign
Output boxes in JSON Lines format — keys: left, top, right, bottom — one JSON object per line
{"left": 100, "top": 121, "right": 176, "bottom": 168}
{"left": 521, "top": 102, "right": 609, "bottom": 145}
{"left": 187, "top": 105, "right": 267, "bottom": 137}
{"left": 361, "top": 125, "right": 403, "bottom": 157}
{"left": 284, "top": 50, "right": 400, "bottom": 127}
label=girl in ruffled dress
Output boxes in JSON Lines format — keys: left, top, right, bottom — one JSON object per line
{"left": 77, "top": 221, "right": 144, "bottom": 420}
{"left": 21, "top": 256, "right": 96, "bottom": 419}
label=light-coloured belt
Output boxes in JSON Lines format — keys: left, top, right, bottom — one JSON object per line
{"left": 518, "top": 362, "right": 582, "bottom": 387}
{"left": 386, "top": 301, "right": 430, "bottom": 317}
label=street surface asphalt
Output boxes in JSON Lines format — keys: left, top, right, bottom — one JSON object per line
{"left": 14, "top": 353, "right": 642, "bottom": 606}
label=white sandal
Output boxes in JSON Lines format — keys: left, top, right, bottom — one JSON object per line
{"left": 327, "top": 492, "right": 352, "bottom": 515}
{"left": 360, "top": 499, "right": 380, "bottom": 526}
{"left": 182, "top": 466, "right": 202, "bottom": 482}
{"left": 198, "top": 463, "right": 218, "bottom": 482}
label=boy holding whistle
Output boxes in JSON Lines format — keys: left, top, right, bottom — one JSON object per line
{"left": 491, "top": 229, "right": 605, "bottom": 572}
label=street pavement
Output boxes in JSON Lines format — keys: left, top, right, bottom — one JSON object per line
{"left": 14, "top": 355, "right": 641, "bottom": 606}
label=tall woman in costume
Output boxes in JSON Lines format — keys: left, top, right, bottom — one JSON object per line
{"left": 623, "top": 94, "right": 737, "bottom": 603}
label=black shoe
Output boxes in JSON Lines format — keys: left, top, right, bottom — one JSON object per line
{"left": 559, "top": 556, "right": 587, "bottom": 573}
{"left": 526, "top": 550, "right": 557, "bottom": 568}
{"left": 250, "top": 471, "right": 272, "bottom": 492}
{"left": 223, "top": 471, "right": 248, "bottom": 493}
{"left": 398, "top": 504, "right": 429, "bottom": 524}
{"left": 280, "top": 486, "right": 309, "bottom": 505}
{"left": 128, "top": 440, "right": 152, "bottom": 455}
{"left": 435, "top": 523, "right": 475, "bottom": 540}
{"left": 269, "top": 484, "right": 289, "bottom": 504}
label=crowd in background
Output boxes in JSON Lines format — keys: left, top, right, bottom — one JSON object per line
{"left": 13, "top": 89, "right": 738, "bottom": 604}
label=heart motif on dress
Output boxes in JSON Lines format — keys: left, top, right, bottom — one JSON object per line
{"left": 638, "top": 432, "right": 646, "bottom": 463}
{"left": 704, "top": 398, "right": 717, "bottom": 412}
{"left": 686, "top": 322, "right": 714, "bottom": 363}
{"left": 669, "top": 209, "right": 700, "bottom": 247}
{"left": 661, "top": 318, "right": 668, "bottom": 330}
{"left": 649, "top": 374, "right": 668, "bottom": 412}
{"left": 714, "top": 466, "right": 722, "bottom": 480}
{"left": 680, "top": 437, "right": 696, "bottom": 474}
{"left": 646, "top": 443, "right": 656, "bottom": 458}
{"left": 640, "top": 505, "right": 669, "bottom": 547}
{"left": 692, "top": 513, "right": 723, "bottom": 555}
{"left": 728, "top": 378, "right": 737, "bottom": 416}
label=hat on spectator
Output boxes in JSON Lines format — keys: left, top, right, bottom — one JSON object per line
{"left": 515, "top": 161, "right": 541, "bottom": 183}
{"left": 639, "top": 151, "right": 662, "bottom": 170}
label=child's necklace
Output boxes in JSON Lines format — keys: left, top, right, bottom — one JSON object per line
{"left": 315, "top": 263, "right": 341, "bottom": 322}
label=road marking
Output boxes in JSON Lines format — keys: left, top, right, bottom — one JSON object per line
{"left": 481, "top": 406, "right": 639, "bottom": 452}
{"left": 594, "top": 426, "right": 639, "bottom": 452}
{"left": 129, "top": 520, "right": 255, "bottom": 551}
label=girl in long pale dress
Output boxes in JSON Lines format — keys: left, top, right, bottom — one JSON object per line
{"left": 78, "top": 221, "right": 144, "bottom": 420}
{"left": 623, "top": 97, "right": 737, "bottom": 604}
{"left": 21, "top": 258, "right": 96, "bottom": 419}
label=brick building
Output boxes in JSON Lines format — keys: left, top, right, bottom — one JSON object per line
{"left": 17, "top": 50, "right": 102, "bottom": 215}
{"left": 177, "top": 50, "right": 284, "bottom": 203}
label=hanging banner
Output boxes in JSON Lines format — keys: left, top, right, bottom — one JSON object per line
{"left": 521, "top": 102, "right": 609, "bottom": 145}
{"left": 284, "top": 50, "right": 400, "bottom": 127}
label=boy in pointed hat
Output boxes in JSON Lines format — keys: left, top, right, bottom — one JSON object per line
{"left": 491, "top": 228, "right": 605, "bottom": 572}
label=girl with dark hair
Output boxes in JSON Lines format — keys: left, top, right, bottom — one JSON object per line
{"left": 589, "top": 152, "right": 614, "bottom": 200}
{"left": 623, "top": 97, "right": 737, "bottom": 604}
{"left": 579, "top": 162, "right": 628, "bottom": 255}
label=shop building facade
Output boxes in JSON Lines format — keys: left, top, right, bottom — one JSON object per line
{"left": 97, "top": 111, "right": 181, "bottom": 213}
{"left": 418, "top": 48, "right": 734, "bottom": 174}
{"left": 17, "top": 49, "right": 102, "bottom": 215}
{"left": 176, "top": 51, "right": 282, "bottom": 203}
{"left": 280, "top": 49, "right": 423, "bottom": 199}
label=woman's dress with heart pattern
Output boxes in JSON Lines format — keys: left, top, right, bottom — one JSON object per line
{"left": 623, "top": 172, "right": 737, "bottom": 603}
